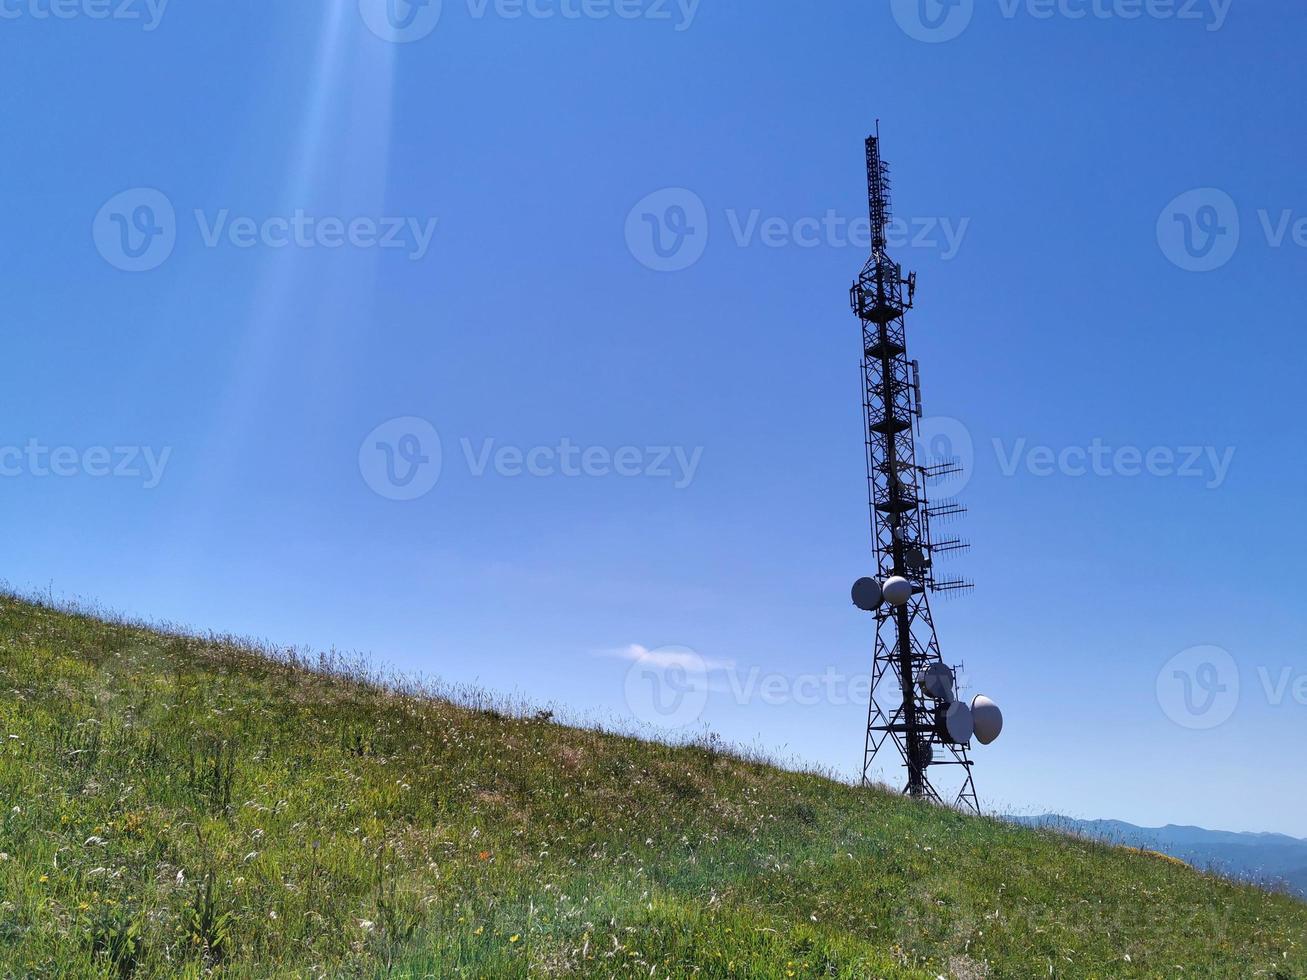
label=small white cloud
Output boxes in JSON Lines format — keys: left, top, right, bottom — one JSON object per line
{"left": 602, "top": 643, "right": 734, "bottom": 672}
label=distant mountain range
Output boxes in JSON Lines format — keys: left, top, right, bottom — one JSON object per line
{"left": 1005, "top": 815, "right": 1307, "bottom": 899}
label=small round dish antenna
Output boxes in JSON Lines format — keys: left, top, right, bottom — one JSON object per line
{"left": 851, "top": 577, "right": 883, "bottom": 611}
{"left": 917, "top": 663, "right": 955, "bottom": 702}
{"left": 971, "top": 695, "right": 1003, "bottom": 745}
{"left": 882, "top": 576, "right": 913, "bottom": 607}
{"left": 944, "top": 700, "right": 974, "bottom": 743}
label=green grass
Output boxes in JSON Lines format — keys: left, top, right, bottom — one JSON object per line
{"left": 0, "top": 594, "right": 1302, "bottom": 979}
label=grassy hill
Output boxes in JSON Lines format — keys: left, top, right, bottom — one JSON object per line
{"left": 1, "top": 595, "right": 1303, "bottom": 978}
{"left": 1006, "top": 815, "right": 1307, "bottom": 900}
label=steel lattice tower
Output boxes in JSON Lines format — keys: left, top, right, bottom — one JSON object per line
{"left": 852, "top": 129, "right": 980, "bottom": 813}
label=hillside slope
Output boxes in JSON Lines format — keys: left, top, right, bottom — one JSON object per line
{"left": 0, "top": 596, "right": 1303, "bottom": 978}
{"left": 1007, "top": 815, "right": 1307, "bottom": 899}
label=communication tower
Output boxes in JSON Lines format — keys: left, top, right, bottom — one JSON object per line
{"left": 849, "top": 128, "right": 1002, "bottom": 811}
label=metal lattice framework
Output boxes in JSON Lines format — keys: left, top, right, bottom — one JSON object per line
{"left": 853, "top": 130, "right": 979, "bottom": 813}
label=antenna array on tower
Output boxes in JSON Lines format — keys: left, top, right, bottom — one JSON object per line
{"left": 849, "top": 130, "right": 1001, "bottom": 811}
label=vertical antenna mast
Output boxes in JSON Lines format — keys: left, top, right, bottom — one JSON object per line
{"left": 850, "top": 129, "right": 988, "bottom": 812}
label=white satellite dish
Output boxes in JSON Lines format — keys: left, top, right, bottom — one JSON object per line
{"left": 944, "top": 700, "right": 973, "bottom": 743}
{"left": 971, "top": 695, "right": 1003, "bottom": 745}
{"left": 851, "top": 577, "right": 883, "bottom": 612}
{"left": 882, "top": 576, "right": 913, "bottom": 607}
{"left": 917, "top": 663, "right": 955, "bottom": 702}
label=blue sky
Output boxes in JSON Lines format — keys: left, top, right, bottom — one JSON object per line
{"left": 3, "top": 0, "right": 1305, "bottom": 835}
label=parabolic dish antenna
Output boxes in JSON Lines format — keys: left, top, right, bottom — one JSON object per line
{"left": 917, "top": 663, "right": 955, "bottom": 702}
{"left": 971, "top": 695, "right": 1003, "bottom": 745}
{"left": 851, "top": 577, "right": 883, "bottom": 611}
{"left": 944, "top": 700, "right": 974, "bottom": 743}
{"left": 882, "top": 576, "right": 913, "bottom": 607}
